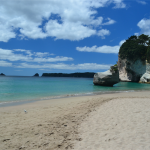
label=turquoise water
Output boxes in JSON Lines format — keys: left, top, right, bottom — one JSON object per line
{"left": 0, "top": 76, "right": 150, "bottom": 105}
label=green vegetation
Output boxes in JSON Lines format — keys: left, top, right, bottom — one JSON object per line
{"left": 110, "top": 64, "right": 118, "bottom": 73}
{"left": 119, "top": 34, "right": 150, "bottom": 62}
{"left": 42, "top": 72, "right": 95, "bottom": 78}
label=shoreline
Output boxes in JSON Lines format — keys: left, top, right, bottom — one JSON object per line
{"left": 1, "top": 91, "right": 150, "bottom": 149}
{"left": 0, "top": 89, "right": 148, "bottom": 108}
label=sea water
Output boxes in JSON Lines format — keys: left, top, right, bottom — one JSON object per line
{"left": 0, "top": 76, "right": 150, "bottom": 106}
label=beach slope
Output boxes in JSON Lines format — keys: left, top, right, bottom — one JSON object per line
{"left": 0, "top": 91, "right": 150, "bottom": 150}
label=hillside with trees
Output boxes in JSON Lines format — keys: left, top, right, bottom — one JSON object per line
{"left": 119, "top": 34, "right": 150, "bottom": 62}
{"left": 42, "top": 72, "right": 95, "bottom": 78}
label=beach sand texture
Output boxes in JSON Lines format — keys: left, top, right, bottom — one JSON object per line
{"left": 0, "top": 91, "right": 150, "bottom": 150}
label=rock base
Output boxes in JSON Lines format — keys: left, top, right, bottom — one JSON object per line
{"left": 93, "top": 70, "right": 119, "bottom": 87}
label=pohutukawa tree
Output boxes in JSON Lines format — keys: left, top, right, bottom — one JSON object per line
{"left": 119, "top": 34, "right": 150, "bottom": 63}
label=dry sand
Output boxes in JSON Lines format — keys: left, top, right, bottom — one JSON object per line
{"left": 0, "top": 91, "right": 150, "bottom": 150}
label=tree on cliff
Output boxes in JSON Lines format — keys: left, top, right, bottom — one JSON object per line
{"left": 138, "top": 34, "right": 149, "bottom": 45}
{"left": 119, "top": 34, "right": 149, "bottom": 62}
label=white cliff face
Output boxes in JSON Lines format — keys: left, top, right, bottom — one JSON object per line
{"left": 140, "top": 63, "right": 150, "bottom": 83}
{"left": 118, "top": 57, "right": 146, "bottom": 82}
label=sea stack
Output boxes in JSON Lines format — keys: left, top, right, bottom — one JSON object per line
{"left": 118, "top": 34, "right": 150, "bottom": 82}
{"left": 93, "top": 65, "right": 119, "bottom": 86}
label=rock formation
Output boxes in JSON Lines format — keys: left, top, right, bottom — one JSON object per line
{"left": 139, "top": 62, "right": 150, "bottom": 83}
{"left": 33, "top": 73, "right": 39, "bottom": 77}
{"left": 118, "top": 34, "right": 150, "bottom": 83}
{"left": 0, "top": 73, "right": 5, "bottom": 76}
{"left": 93, "top": 65, "right": 119, "bottom": 86}
{"left": 117, "top": 58, "right": 146, "bottom": 82}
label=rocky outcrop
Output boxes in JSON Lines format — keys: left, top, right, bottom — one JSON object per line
{"left": 93, "top": 67, "right": 119, "bottom": 86}
{"left": 33, "top": 73, "right": 39, "bottom": 77}
{"left": 0, "top": 73, "right": 5, "bottom": 76}
{"left": 139, "top": 62, "right": 150, "bottom": 83}
{"left": 118, "top": 57, "right": 146, "bottom": 82}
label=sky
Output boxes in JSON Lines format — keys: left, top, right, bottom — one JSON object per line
{"left": 0, "top": 0, "right": 150, "bottom": 76}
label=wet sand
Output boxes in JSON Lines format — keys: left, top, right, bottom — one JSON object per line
{"left": 0, "top": 91, "right": 150, "bottom": 150}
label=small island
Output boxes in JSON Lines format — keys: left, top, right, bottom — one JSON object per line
{"left": 33, "top": 73, "right": 39, "bottom": 77}
{"left": 0, "top": 73, "right": 5, "bottom": 76}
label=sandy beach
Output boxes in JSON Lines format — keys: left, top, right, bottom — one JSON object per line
{"left": 1, "top": 91, "right": 150, "bottom": 150}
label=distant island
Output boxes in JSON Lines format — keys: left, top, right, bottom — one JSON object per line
{"left": 42, "top": 72, "right": 95, "bottom": 78}
{"left": 33, "top": 73, "right": 39, "bottom": 77}
{"left": 0, "top": 73, "right": 5, "bottom": 76}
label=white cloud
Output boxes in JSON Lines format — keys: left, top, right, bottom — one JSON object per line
{"left": 45, "top": 20, "right": 96, "bottom": 41}
{"left": 102, "top": 18, "right": 116, "bottom": 25}
{"left": 97, "top": 29, "right": 110, "bottom": 39}
{"left": 15, "top": 63, "right": 111, "bottom": 70}
{"left": 14, "top": 49, "right": 33, "bottom": 56}
{"left": 0, "top": 0, "right": 125, "bottom": 42}
{"left": 76, "top": 45, "right": 119, "bottom": 53}
{"left": 34, "top": 52, "right": 50, "bottom": 57}
{"left": 0, "top": 48, "right": 32, "bottom": 61}
{"left": 0, "top": 60, "right": 12, "bottom": 67}
{"left": 119, "top": 40, "right": 126, "bottom": 46}
{"left": 134, "top": 33, "right": 139, "bottom": 36}
{"left": 33, "top": 56, "right": 73, "bottom": 63}
{"left": 76, "top": 40, "right": 125, "bottom": 54}
{"left": 137, "top": 1, "right": 147, "bottom": 5}
{"left": 113, "top": 0, "right": 126, "bottom": 8}
{"left": 137, "top": 18, "right": 150, "bottom": 36}
{"left": 0, "top": 48, "right": 73, "bottom": 63}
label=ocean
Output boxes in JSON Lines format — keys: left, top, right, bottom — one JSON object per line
{"left": 0, "top": 76, "right": 150, "bottom": 106}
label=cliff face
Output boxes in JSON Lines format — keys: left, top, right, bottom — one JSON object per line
{"left": 118, "top": 57, "right": 146, "bottom": 82}
{"left": 140, "top": 62, "right": 150, "bottom": 83}
{"left": 117, "top": 34, "right": 150, "bottom": 82}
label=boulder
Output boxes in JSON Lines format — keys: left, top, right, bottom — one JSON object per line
{"left": 93, "top": 69, "right": 119, "bottom": 87}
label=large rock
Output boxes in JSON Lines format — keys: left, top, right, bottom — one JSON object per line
{"left": 93, "top": 70, "right": 119, "bottom": 86}
{"left": 139, "top": 62, "right": 150, "bottom": 83}
{"left": 118, "top": 57, "right": 146, "bottom": 82}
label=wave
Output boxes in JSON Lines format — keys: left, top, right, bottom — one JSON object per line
{"left": 0, "top": 89, "right": 141, "bottom": 107}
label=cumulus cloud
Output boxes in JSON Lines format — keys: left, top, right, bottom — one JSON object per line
{"left": 97, "top": 29, "right": 110, "bottom": 39}
{"left": 0, "top": 0, "right": 125, "bottom": 42}
{"left": 15, "top": 63, "right": 111, "bottom": 70}
{"left": 137, "top": 0, "right": 147, "bottom": 5}
{"left": 0, "top": 48, "right": 73, "bottom": 63}
{"left": 0, "top": 60, "right": 12, "bottom": 67}
{"left": 76, "top": 40, "right": 126, "bottom": 54}
{"left": 102, "top": 18, "right": 116, "bottom": 25}
{"left": 119, "top": 40, "right": 126, "bottom": 46}
{"left": 113, "top": 0, "right": 126, "bottom": 8}
{"left": 137, "top": 18, "right": 150, "bottom": 36}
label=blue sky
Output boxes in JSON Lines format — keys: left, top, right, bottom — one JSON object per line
{"left": 0, "top": 0, "right": 150, "bottom": 76}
